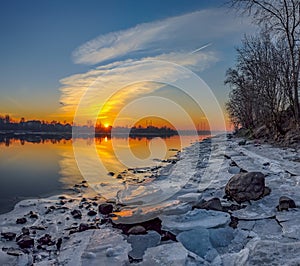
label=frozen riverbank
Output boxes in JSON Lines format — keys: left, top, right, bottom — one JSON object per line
{"left": 0, "top": 135, "right": 300, "bottom": 265}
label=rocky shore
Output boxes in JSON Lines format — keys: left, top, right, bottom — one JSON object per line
{"left": 0, "top": 135, "right": 299, "bottom": 265}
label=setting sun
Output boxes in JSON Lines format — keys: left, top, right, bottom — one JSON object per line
{"left": 104, "top": 123, "right": 109, "bottom": 128}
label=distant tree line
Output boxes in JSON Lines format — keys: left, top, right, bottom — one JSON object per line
{"left": 0, "top": 115, "right": 72, "bottom": 132}
{"left": 226, "top": 0, "right": 300, "bottom": 136}
{"left": 129, "top": 125, "right": 178, "bottom": 137}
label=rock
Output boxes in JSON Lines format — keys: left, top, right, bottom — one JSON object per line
{"left": 1, "top": 232, "right": 16, "bottom": 241}
{"left": 79, "top": 223, "right": 97, "bottom": 232}
{"left": 161, "top": 209, "right": 230, "bottom": 234}
{"left": 277, "top": 196, "right": 296, "bottom": 211}
{"left": 142, "top": 242, "right": 188, "bottom": 265}
{"left": 71, "top": 209, "right": 82, "bottom": 219}
{"left": 229, "top": 216, "right": 239, "bottom": 228}
{"left": 22, "top": 227, "right": 30, "bottom": 235}
{"left": 6, "top": 248, "right": 23, "bottom": 256}
{"left": 116, "top": 174, "right": 123, "bottom": 179}
{"left": 238, "top": 140, "right": 246, "bottom": 146}
{"left": 56, "top": 238, "right": 62, "bottom": 250}
{"left": 225, "top": 172, "right": 266, "bottom": 203}
{"left": 87, "top": 210, "right": 97, "bottom": 216}
{"left": 194, "top": 198, "right": 223, "bottom": 212}
{"left": 127, "top": 230, "right": 161, "bottom": 260}
{"left": 98, "top": 204, "right": 113, "bottom": 215}
{"left": 127, "top": 225, "right": 146, "bottom": 235}
{"left": 17, "top": 235, "right": 34, "bottom": 249}
{"left": 113, "top": 217, "right": 162, "bottom": 235}
{"left": 108, "top": 172, "right": 115, "bottom": 176}
{"left": 37, "top": 234, "right": 55, "bottom": 246}
{"left": 29, "top": 211, "right": 38, "bottom": 219}
{"left": 16, "top": 217, "right": 27, "bottom": 224}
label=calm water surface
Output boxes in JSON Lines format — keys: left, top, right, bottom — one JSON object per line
{"left": 0, "top": 135, "right": 208, "bottom": 214}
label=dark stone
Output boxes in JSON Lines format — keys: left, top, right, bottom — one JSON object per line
{"left": 1, "top": 232, "right": 16, "bottom": 241}
{"left": 116, "top": 174, "right": 123, "bottom": 179}
{"left": 113, "top": 217, "right": 162, "bottom": 235}
{"left": 222, "top": 204, "right": 246, "bottom": 212}
{"left": 127, "top": 225, "right": 147, "bottom": 235}
{"left": 225, "top": 172, "right": 266, "bottom": 203}
{"left": 78, "top": 223, "right": 97, "bottom": 232}
{"left": 85, "top": 204, "right": 91, "bottom": 209}
{"left": 69, "top": 223, "right": 97, "bottom": 234}
{"left": 58, "top": 195, "right": 67, "bottom": 200}
{"left": 161, "top": 230, "right": 177, "bottom": 242}
{"left": 71, "top": 209, "right": 82, "bottom": 219}
{"left": 87, "top": 210, "right": 97, "bottom": 216}
{"left": 277, "top": 196, "right": 296, "bottom": 211}
{"left": 57, "top": 200, "right": 66, "bottom": 205}
{"left": 6, "top": 248, "right": 23, "bottom": 256}
{"left": 238, "top": 140, "right": 246, "bottom": 146}
{"left": 21, "top": 227, "right": 30, "bottom": 235}
{"left": 37, "top": 234, "right": 55, "bottom": 246}
{"left": 229, "top": 216, "right": 239, "bottom": 229}
{"left": 194, "top": 198, "right": 223, "bottom": 212}
{"left": 16, "top": 218, "right": 27, "bottom": 224}
{"left": 108, "top": 172, "right": 115, "bottom": 176}
{"left": 30, "top": 225, "right": 46, "bottom": 231}
{"left": 29, "top": 211, "right": 38, "bottom": 219}
{"left": 98, "top": 203, "right": 114, "bottom": 215}
{"left": 17, "top": 235, "right": 34, "bottom": 249}
{"left": 56, "top": 238, "right": 62, "bottom": 250}
{"left": 81, "top": 197, "right": 87, "bottom": 202}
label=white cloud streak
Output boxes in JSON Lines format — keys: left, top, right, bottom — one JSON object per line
{"left": 72, "top": 8, "right": 252, "bottom": 65}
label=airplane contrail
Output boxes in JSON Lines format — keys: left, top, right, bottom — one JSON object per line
{"left": 190, "top": 43, "right": 212, "bottom": 54}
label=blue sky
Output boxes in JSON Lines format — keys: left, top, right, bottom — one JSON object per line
{"left": 0, "top": 0, "right": 255, "bottom": 126}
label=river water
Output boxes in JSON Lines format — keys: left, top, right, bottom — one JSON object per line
{"left": 0, "top": 134, "right": 209, "bottom": 214}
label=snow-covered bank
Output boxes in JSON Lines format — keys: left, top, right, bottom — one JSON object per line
{"left": 0, "top": 135, "right": 300, "bottom": 265}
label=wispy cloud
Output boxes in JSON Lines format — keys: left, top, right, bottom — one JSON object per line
{"left": 72, "top": 8, "right": 252, "bottom": 65}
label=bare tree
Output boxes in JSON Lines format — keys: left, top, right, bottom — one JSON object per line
{"left": 226, "top": 31, "right": 289, "bottom": 134}
{"left": 229, "top": 0, "right": 300, "bottom": 122}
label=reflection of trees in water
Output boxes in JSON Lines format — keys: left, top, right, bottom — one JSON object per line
{"left": 0, "top": 134, "right": 72, "bottom": 147}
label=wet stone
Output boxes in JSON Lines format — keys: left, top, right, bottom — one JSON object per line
{"left": 71, "top": 209, "right": 82, "bottom": 219}
{"left": 87, "top": 210, "right": 97, "bottom": 216}
{"left": 16, "top": 217, "right": 27, "bottom": 224}
{"left": 1, "top": 232, "right": 16, "bottom": 241}
{"left": 17, "top": 235, "right": 34, "bottom": 249}
{"left": 98, "top": 203, "right": 114, "bottom": 215}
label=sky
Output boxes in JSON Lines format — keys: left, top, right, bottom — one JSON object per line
{"left": 0, "top": 0, "right": 256, "bottom": 130}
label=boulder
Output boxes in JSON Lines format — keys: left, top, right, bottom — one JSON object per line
{"left": 277, "top": 196, "right": 296, "bottom": 211}
{"left": 16, "top": 217, "right": 27, "bottom": 224}
{"left": 17, "top": 235, "right": 34, "bottom": 249}
{"left": 87, "top": 210, "right": 97, "bottom": 216}
{"left": 225, "top": 172, "right": 266, "bottom": 203}
{"left": 37, "top": 234, "right": 55, "bottom": 246}
{"left": 1, "top": 232, "right": 16, "bottom": 241}
{"left": 98, "top": 204, "right": 113, "bottom": 215}
{"left": 71, "top": 209, "right": 82, "bottom": 219}
{"left": 194, "top": 198, "right": 223, "bottom": 212}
